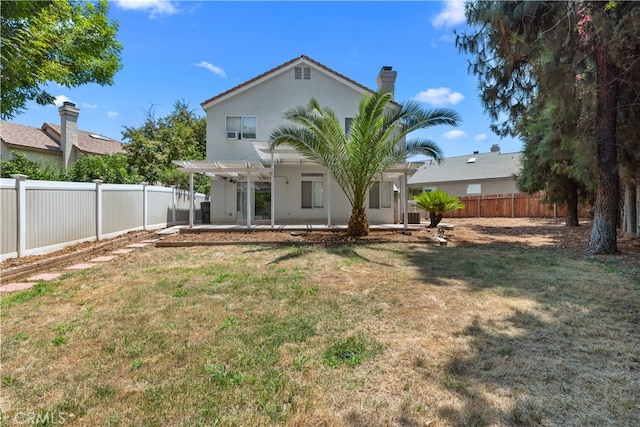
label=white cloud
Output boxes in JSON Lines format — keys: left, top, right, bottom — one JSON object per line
{"left": 431, "top": 0, "right": 466, "bottom": 29}
{"left": 412, "top": 87, "right": 465, "bottom": 106}
{"left": 114, "top": 0, "right": 177, "bottom": 18}
{"left": 82, "top": 102, "right": 98, "bottom": 109}
{"left": 107, "top": 111, "right": 119, "bottom": 118}
{"left": 53, "top": 95, "right": 73, "bottom": 107}
{"left": 195, "top": 61, "right": 226, "bottom": 78}
{"left": 474, "top": 133, "right": 487, "bottom": 142}
{"left": 443, "top": 130, "right": 468, "bottom": 140}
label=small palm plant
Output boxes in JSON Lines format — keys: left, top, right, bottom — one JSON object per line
{"left": 413, "top": 190, "right": 465, "bottom": 227}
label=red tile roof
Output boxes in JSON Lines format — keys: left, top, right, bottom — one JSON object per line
{"left": 1, "top": 121, "right": 124, "bottom": 155}
{"left": 201, "top": 55, "right": 388, "bottom": 108}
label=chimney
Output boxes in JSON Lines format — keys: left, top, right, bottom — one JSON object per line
{"left": 58, "top": 101, "right": 80, "bottom": 170}
{"left": 377, "top": 66, "right": 397, "bottom": 98}
{"left": 490, "top": 144, "right": 500, "bottom": 153}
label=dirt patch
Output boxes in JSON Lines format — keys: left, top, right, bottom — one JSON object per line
{"left": 3, "top": 218, "right": 639, "bottom": 273}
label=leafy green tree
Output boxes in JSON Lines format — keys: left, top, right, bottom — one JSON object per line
{"left": 269, "top": 91, "right": 461, "bottom": 237}
{"left": 122, "top": 100, "right": 208, "bottom": 193}
{"left": 67, "top": 153, "right": 141, "bottom": 184}
{"left": 1, "top": 0, "right": 122, "bottom": 119}
{"left": 413, "top": 190, "right": 465, "bottom": 228}
{"left": 0, "top": 152, "right": 65, "bottom": 180}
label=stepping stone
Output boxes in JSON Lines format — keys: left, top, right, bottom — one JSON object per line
{"left": 0, "top": 283, "right": 35, "bottom": 293}
{"left": 90, "top": 256, "right": 116, "bottom": 262}
{"left": 27, "top": 273, "right": 62, "bottom": 281}
{"left": 65, "top": 263, "right": 97, "bottom": 270}
{"left": 140, "top": 239, "right": 159, "bottom": 243}
{"left": 127, "top": 243, "right": 150, "bottom": 248}
{"left": 112, "top": 249, "right": 133, "bottom": 254}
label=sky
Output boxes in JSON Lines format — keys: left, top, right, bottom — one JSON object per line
{"left": 11, "top": 0, "right": 523, "bottom": 158}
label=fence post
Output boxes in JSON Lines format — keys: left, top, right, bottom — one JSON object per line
{"left": 478, "top": 195, "right": 481, "bottom": 218}
{"left": 11, "top": 174, "right": 27, "bottom": 257}
{"left": 94, "top": 180, "right": 103, "bottom": 240}
{"left": 511, "top": 193, "right": 515, "bottom": 218}
{"left": 143, "top": 182, "right": 148, "bottom": 231}
{"left": 172, "top": 187, "right": 177, "bottom": 226}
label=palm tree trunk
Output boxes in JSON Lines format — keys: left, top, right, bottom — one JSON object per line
{"left": 347, "top": 206, "right": 369, "bottom": 237}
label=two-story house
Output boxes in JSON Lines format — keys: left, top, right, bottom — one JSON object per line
{"left": 175, "top": 55, "right": 422, "bottom": 226}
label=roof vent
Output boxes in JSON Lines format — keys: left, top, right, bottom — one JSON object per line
{"left": 90, "top": 133, "right": 111, "bottom": 141}
{"left": 467, "top": 157, "right": 477, "bottom": 163}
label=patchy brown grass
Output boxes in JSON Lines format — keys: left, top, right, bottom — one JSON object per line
{"left": 1, "top": 219, "right": 639, "bottom": 426}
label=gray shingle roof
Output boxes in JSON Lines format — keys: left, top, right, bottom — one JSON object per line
{"left": 1, "top": 121, "right": 124, "bottom": 155}
{"left": 408, "top": 151, "right": 523, "bottom": 185}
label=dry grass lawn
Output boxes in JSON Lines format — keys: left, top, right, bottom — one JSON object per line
{"left": 1, "top": 219, "right": 639, "bottom": 426}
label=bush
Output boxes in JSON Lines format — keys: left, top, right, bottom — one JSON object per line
{"left": 413, "top": 190, "right": 465, "bottom": 227}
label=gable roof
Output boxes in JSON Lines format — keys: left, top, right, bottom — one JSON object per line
{"left": 1, "top": 121, "right": 124, "bottom": 155}
{"left": 408, "top": 151, "right": 523, "bottom": 185}
{"left": 201, "top": 54, "right": 391, "bottom": 110}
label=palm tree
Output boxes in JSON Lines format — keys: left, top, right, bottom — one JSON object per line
{"left": 269, "top": 90, "right": 461, "bottom": 236}
{"left": 413, "top": 190, "right": 465, "bottom": 227}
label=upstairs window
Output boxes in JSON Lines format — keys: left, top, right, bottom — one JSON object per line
{"left": 369, "top": 181, "right": 392, "bottom": 209}
{"left": 345, "top": 118, "right": 353, "bottom": 138}
{"left": 226, "top": 116, "right": 256, "bottom": 140}
{"left": 295, "top": 66, "right": 311, "bottom": 80}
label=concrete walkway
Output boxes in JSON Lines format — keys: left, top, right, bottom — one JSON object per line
{"left": 0, "top": 239, "right": 159, "bottom": 294}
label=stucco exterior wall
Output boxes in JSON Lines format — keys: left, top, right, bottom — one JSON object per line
{"left": 1, "top": 143, "right": 63, "bottom": 167}
{"left": 204, "top": 64, "right": 364, "bottom": 162}
{"left": 209, "top": 164, "right": 397, "bottom": 225}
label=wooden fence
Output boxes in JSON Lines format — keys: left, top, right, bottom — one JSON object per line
{"left": 442, "top": 193, "right": 590, "bottom": 218}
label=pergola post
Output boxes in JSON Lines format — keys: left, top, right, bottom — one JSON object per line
{"left": 326, "top": 175, "right": 332, "bottom": 227}
{"left": 246, "top": 173, "right": 251, "bottom": 228}
{"left": 189, "top": 172, "right": 194, "bottom": 228}
{"left": 402, "top": 173, "right": 408, "bottom": 228}
{"left": 271, "top": 152, "right": 275, "bottom": 228}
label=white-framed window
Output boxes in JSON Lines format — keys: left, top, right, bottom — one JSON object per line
{"left": 295, "top": 66, "right": 311, "bottom": 80}
{"left": 345, "top": 117, "right": 353, "bottom": 138}
{"left": 226, "top": 116, "right": 257, "bottom": 140}
{"left": 301, "top": 173, "right": 323, "bottom": 208}
{"left": 466, "top": 184, "right": 481, "bottom": 194}
{"left": 369, "top": 181, "right": 392, "bottom": 209}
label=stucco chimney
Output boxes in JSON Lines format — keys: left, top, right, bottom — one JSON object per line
{"left": 490, "top": 144, "right": 500, "bottom": 153}
{"left": 58, "top": 101, "right": 80, "bottom": 170}
{"left": 377, "top": 66, "right": 397, "bottom": 98}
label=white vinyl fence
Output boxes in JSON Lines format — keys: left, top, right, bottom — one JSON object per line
{"left": 1, "top": 177, "right": 207, "bottom": 260}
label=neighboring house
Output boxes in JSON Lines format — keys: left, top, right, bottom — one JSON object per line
{"left": 408, "top": 145, "right": 523, "bottom": 197}
{"left": 175, "top": 55, "right": 422, "bottom": 226}
{"left": 1, "top": 102, "right": 124, "bottom": 171}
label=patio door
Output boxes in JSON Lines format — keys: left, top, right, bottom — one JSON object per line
{"left": 237, "top": 182, "right": 271, "bottom": 221}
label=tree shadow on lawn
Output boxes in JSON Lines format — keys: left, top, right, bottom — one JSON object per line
{"left": 244, "top": 244, "right": 393, "bottom": 267}
{"left": 393, "top": 243, "right": 640, "bottom": 426}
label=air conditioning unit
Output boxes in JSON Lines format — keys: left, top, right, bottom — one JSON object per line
{"left": 226, "top": 131, "right": 238, "bottom": 139}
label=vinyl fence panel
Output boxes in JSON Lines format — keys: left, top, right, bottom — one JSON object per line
{"left": 1, "top": 177, "right": 206, "bottom": 260}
